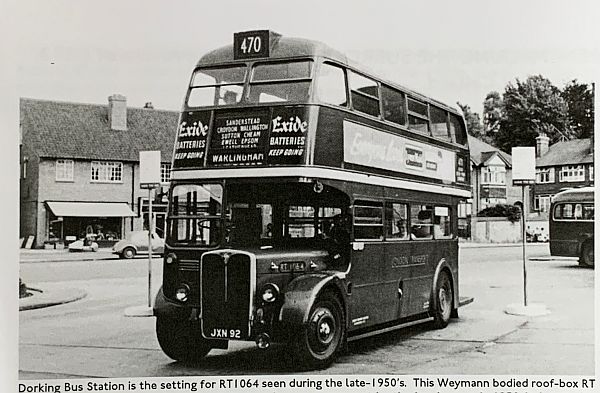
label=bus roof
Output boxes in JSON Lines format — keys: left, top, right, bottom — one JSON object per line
{"left": 552, "top": 187, "right": 595, "bottom": 203}
{"left": 196, "top": 33, "right": 461, "bottom": 116}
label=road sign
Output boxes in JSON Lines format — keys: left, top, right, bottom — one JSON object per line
{"left": 140, "top": 151, "right": 161, "bottom": 188}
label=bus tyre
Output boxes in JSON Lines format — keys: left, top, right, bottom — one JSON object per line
{"left": 580, "top": 241, "right": 594, "bottom": 268}
{"left": 432, "top": 271, "right": 453, "bottom": 329}
{"left": 156, "top": 317, "right": 212, "bottom": 362}
{"left": 293, "top": 292, "right": 344, "bottom": 370}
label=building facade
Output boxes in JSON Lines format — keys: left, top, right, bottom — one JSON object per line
{"left": 532, "top": 134, "right": 594, "bottom": 215}
{"left": 20, "top": 95, "right": 178, "bottom": 248}
{"left": 468, "top": 135, "right": 522, "bottom": 214}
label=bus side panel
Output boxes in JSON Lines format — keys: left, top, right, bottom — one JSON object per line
{"left": 549, "top": 220, "right": 593, "bottom": 257}
{"left": 347, "top": 243, "right": 399, "bottom": 330}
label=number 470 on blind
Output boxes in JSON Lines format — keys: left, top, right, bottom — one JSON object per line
{"left": 240, "top": 36, "right": 261, "bottom": 54}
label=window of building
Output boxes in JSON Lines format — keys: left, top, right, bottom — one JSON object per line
{"left": 160, "top": 163, "right": 171, "bottom": 184}
{"left": 536, "top": 168, "right": 554, "bottom": 184}
{"left": 410, "top": 204, "right": 433, "bottom": 240}
{"left": 348, "top": 71, "right": 380, "bottom": 117}
{"left": 56, "top": 159, "right": 74, "bottom": 181}
{"left": 316, "top": 63, "right": 347, "bottom": 106}
{"left": 381, "top": 85, "right": 406, "bottom": 126}
{"left": 385, "top": 202, "right": 408, "bottom": 240}
{"left": 91, "top": 161, "right": 123, "bottom": 183}
{"left": 559, "top": 165, "right": 585, "bottom": 182}
{"left": 482, "top": 165, "right": 506, "bottom": 185}
{"left": 430, "top": 106, "right": 450, "bottom": 142}
{"left": 589, "top": 164, "right": 594, "bottom": 181}
{"left": 353, "top": 201, "right": 383, "bottom": 240}
{"left": 534, "top": 195, "right": 552, "bottom": 213}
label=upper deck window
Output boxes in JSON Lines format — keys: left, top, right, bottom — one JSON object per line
{"left": 381, "top": 86, "right": 406, "bottom": 126}
{"left": 449, "top": 114, "right": 468, "bottom": 145}
{"left": 316, "top": 63, "right": 347, "bottom": 106}
{"left": 349, "top": 71, "right": 380, "bottom": 117}
{"left": 248, "top": 60, "right": 312, "bottom": 103}
{"left": 430, "top": 106, "right": 451, "bottom": 142}
{"left": 407, "top": 97, "right": 430, "bottom": 135}
{"left": 187, "top": 66, "right": 246, "bottom": 107}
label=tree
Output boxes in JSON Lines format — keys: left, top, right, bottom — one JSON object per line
{"left": 457, "top": 102, "right": 484, "bottom": 137}
{"left": 492, "top": 75, "right": 571, "bottom": 153}
{"left": 562, "top": 79, "right": 594, "bottom": 139}
{"left": 483, "top": 91, "right": 503, "bottom": 134}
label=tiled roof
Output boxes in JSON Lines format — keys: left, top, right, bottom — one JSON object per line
{"left": 468, "top": 135, "right": 512, "bottom": 167}
{"left": 20, "top": 98, "right": 179, "bottom": 162}
{"left": 536, "top": 138, "right": 593, "bottom": 167}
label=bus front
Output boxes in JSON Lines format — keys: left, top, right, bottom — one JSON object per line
{"left": 154, "top": 31, "right": 350, "bottom": 368}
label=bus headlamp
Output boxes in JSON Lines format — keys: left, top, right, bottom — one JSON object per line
{"left": 175, "top": 284, "right": 190, "bottom": 302}
{"left": 261, "top": 283, "right": 279, "bottom": 303}
{"left": 166, "top": 253, "right": 177, "bottom": 264}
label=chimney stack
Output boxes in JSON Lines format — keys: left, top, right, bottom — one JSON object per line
{"left": 108, "top": 94, "right": 127, "bottom": 131}
{"left": 535, "top": 133, "right": 549, "bottom": 158}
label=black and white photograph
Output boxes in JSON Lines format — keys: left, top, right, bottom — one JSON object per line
{"left": 3, "top": 1, "right": 598, "bottom": 392}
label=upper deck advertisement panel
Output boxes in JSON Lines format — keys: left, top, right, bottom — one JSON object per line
{"left": 343, "top": 120, "right": 457, "bottom": 183}
{"left": 173, "top": 107, "right": 309, "bottom": 168}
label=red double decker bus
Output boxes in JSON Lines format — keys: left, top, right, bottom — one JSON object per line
{"left": 154, "top": 30, "right": 472, "bottom": 369}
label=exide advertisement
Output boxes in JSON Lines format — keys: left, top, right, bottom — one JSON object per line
{"left": 172, "top": 107, "right": 309, "bottom": 169}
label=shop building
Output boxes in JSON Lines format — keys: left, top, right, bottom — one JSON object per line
{"left": 532, "top": 134, "right": 594, "bottom": 215}
{"left": 20, "top": 95, "right": 178, "bottom": 248}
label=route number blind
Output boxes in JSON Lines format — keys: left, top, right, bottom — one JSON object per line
{"left": 234, "top": 30, "right": 271, "bottom": 60}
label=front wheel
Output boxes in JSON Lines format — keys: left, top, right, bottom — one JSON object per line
{"left": 580, "top": 241, "right": 594, "bottom": 268}
{"left": 293, "top": 292, "right": 345, "bottom": 370}
{"left": 122, "top": 247, "right": 136, "bottom": 259}
{"left": 156, "top": 317, "right": 212, "bottom": 362}
{"left": 432, "top": 271, "right": 453, "bottom": 329}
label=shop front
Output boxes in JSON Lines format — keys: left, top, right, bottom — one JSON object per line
{"left": 45, "top": 201, "right": 136, "bottom": 247}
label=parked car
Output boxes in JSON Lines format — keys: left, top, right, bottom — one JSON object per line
{"left": 68, "top": 238, "right": 99, "bottom": 252}
{"left": 112, "top": 231, "right": 164, "bottom": 259}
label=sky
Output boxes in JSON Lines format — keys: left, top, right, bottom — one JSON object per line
{"left": 5, "top": 0, "right": 600, "bottom": 115}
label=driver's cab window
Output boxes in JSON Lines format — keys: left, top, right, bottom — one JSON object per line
{"left": 228, "top": 203, "right": 273, "bottom": 245}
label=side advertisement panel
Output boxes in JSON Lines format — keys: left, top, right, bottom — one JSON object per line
{"left": 343, "top": 120, "right": 456, "bottom": 183}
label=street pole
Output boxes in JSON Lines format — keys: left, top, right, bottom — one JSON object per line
{"left": 147, "top": 187, "right": 153, "bottom": 308}
{"left": 522, "top": 185, "right": 527, "bottom": 307}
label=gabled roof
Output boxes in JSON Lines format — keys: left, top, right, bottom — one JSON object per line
{"left": 20, "top": 98, "right": 179, "bottom": 162}
{"left": 468, "top": 135, "right": 512, "bottom": 167}
{"left": 536, "top": 138, "right": 593, "bottom": 167}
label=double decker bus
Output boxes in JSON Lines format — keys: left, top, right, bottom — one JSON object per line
{"left": 154, "top": 30, "right": 472, "bottom": 369}
{"left": 549, "top": 187, "right": 594, "bottom": 267}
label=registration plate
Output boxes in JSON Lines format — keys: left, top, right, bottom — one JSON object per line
{"left": 207, "top": 328, "right": 242, "bottom": 339}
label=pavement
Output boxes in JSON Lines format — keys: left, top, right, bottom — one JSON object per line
{"left": 17, "top": 242, "right": 550, "bottom": 311}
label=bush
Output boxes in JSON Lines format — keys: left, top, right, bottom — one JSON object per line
{"left": 477, "top": 204, "right": 522, "bottom": 223}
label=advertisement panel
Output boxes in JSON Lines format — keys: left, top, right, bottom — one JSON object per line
{"left": 343, "top": 121, "right": 456, "bottom": 182}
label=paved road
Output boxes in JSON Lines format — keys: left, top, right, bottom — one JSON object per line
{"left": 19, "top": 244, "right": 594, "bottom": 378}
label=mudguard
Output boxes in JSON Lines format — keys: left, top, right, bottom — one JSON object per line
{"left": 279, "top": 272, "right": 347, "bottom": 328}
{"left": 153, "top": 287, "right": 191, "bottom": 320}
{"left": 431, "top": 258, "right": 459, "bottom": 311}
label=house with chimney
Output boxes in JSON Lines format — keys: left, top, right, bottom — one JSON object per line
{"left": 20, "top": 95, "right": 178, "bottom": 248}
{"left": 532, "top": 134, "right": 594, "bottom": 215}
{"left": 468, "top": 135, "right": 522, "bottom": 213}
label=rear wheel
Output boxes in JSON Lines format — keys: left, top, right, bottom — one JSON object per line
{"left": 156, "top": 317, "right": 212, "bottom": 362}
{"left": 293, "top": 291, "right": 345, "bottom": 370}
{"left": 432, "top": 271, "right": 453, "bottom": 329}
{"left": 122, "top": 247, "right": 136, "bottom": 259}
{"left": 580, "top": 241, "right": 594, "bottom": 268}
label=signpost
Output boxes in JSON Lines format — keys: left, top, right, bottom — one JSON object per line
{"left": 506, "top": 147, "right": 549, "bottom": 316}
{"left": 125, "top": 151, "right": 161, "bottom": 317}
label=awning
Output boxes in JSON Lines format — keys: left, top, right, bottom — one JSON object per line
{"left": 46, "top": 202, "right": 136, "bottom": 217}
